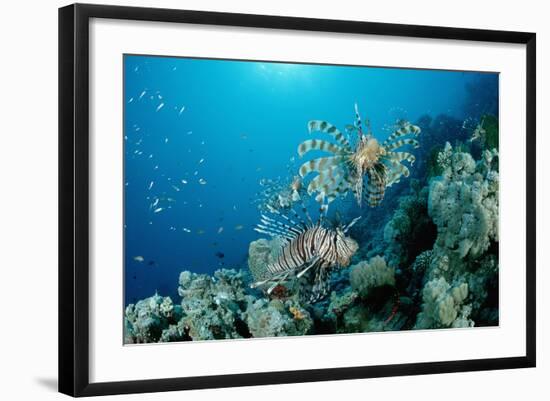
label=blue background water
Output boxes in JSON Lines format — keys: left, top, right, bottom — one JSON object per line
{"left": 123, "top": 54, "right": 496, "bottom": 305}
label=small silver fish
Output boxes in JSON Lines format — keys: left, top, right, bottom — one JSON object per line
{"left": 217, "top": 227, "right": 224, "bottom": 234}
{"left": 148, "top": 181, "right": 154, "bottom": 190}
{"left": 153, "top": 207, "right": 163, "bottom": 213}
{"left": 179, "top": 106, "right": 185, "bottom": 115}
{"left": 133, "top": 256, "right": 144, "bottom": 262}
{"left": 156, "top": 103, "right": 164, "bottom": 112}
{"left": 139, "top": 90, "right": 146, "bottom": 100}
{"left": 199, "top": 178, "right": 207, "bottom": 185}
{"left": 181, "top": 179, "right": 188, "bottom": 184}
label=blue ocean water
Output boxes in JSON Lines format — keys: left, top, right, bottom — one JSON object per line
{"left": 123, "top": 54, "right": 496, "bottom": 305}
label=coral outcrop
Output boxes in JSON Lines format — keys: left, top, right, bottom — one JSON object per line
{"left": 414, "top": 277, "right": 473, "bottom": 329}
{"left": 383, "top": 180, "right": 437, "bottom": 268}
{"left": 349, "top": 256, "right": 395, "bottom": 299}
{"left": 428, "top": 145, "right": 498, "bottom": 262}
{"left": 124, "top": 121, "right": 500, "bottom": 343}
{"left": 244, "top": 298, "right": 313, "bottom": 337}
{"left": 124, "top": 293, "right": 182, "bottom": 343}
{"left": 413, "top": 144, "right": 499, "bottom": 328}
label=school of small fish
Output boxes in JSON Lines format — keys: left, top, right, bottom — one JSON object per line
{"left": 126, "top": 75, "right": 254, "bottom": 259}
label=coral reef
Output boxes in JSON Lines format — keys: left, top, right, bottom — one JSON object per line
{"left": 176, "top": 269, "right": 250, "bottom": 340}
{"left": 414, "top": 144, "right": 499, "bottom": 328}
{"left": 428, "top": 146, "right": 498, "bottom": 261}
{"left": 383, "top": 181, "right": 437, "bottom": 268}
{"left": 124, "top": 115, "right": 499, "bottom": 344}
{"left": 414, "top": 277, "right": 473, "bottom": 329}
{"left": 124, "top": 293, "right": 183, "bottom": 343}
{"left": 349, "top": 256, "right": 395, "bottom": 299}
{"left": 244, "top": 298, "right": 313, "bottom": 337}
{"left": 247, "top": 238, "right": 281, "bottom": 283}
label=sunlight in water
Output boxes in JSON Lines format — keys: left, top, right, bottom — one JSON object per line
{"left": 256, "top": 62, "right": 310, "bottom": 80}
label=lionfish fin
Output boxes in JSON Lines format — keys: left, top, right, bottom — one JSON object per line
{"left": 297, "top": 139, "right": 345, "bottom": 158}
{"left": 254, "top": 226, "right": 293, "bottom": 241}
{"left": 382, "top": 122, "right": 421, "bottom": 146}
{"left": 296, "top": 256, "right": 321, "bottom": 278}
{"left": 385, "top": 138, "right": 419, "bottom": 151}
{"left": 386, "top": 164, "right": 410, "bottom": 186}
{"left": 387, "top": 151, "right": 416, "bottom": 165}
{"left": 366, "top": 169, "right": 387, "bottom": 207}
{"left": 261, "top": 213, "right": 303, "bottom": 234}
{"left": 307, "top": 165, "right": 346, "bottom": 195}
{"left": 266, "top": 271, "right": 291, "bottom": 294}
{"left": 310, "top": 264, "right": 331, "bottom": 302}
{"left": 343, "top": 216, "right": 361, "bottom": 234}
{"left": 307, "top": 120, "right": 350, "bottom": 149}
{"left": 298, "top": 156, "right": 345, "bottom": 178}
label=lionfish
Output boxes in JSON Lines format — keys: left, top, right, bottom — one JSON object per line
{"left": 297, "top": 104, "right": 421, "bottom": 207}
{"left": 252, "top": 206, "right": 360, "bottom": 302}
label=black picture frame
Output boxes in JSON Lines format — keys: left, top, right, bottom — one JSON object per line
{"left": 59, "top": 3, "right": 536, "bottom": 397}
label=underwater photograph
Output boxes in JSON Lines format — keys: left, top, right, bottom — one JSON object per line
{"left": 123, "top": 54, "right": 499, "bottom": 344}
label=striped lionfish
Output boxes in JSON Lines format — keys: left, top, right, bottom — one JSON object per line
{"left": 252, "top": 206, "right": 360, "bottom": 302}
{"left": 297, "top": 104, "right": 421, "bottom": 207}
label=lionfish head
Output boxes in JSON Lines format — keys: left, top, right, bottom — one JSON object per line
{"left": 335, "top": 229, "right": 359, "bottom": 267}
{"left": 351, "top": 136, "right": 385, "bottom": 175}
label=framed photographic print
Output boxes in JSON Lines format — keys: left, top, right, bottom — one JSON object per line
{"left": 58, "top": 3, "right": 536, "bottom": 397}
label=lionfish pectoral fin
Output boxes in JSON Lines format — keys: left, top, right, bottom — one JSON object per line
{"left": 310, "top": 265, "right": 331, "bottom": 302}
{"left": 296, "top": 256, "right": 321, "bottom": 279}
{"left": 250, "top": 280, "right": 268, "bottom": 289}
{"left": 266, "top": 271, "right": 291, "bottom": 294}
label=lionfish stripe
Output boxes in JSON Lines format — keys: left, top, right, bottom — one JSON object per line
{"left": 261, "top": 214, "right": 302, "bottom": 234}
{"left": 366, "top": 171, "right": 386, "bottom": 206}
{"left": 307, "top": 120, "right": 350, "bottom": 148}
{"left": 384, "top": 129, "right": 408, "bottom": 145}
{"left": 254, "top": 227, "right": 293, "bottom": 241}
{"left": 256, "top": 223, "right": 296, "bottom": 239}
{"left": 386, "top": 138, "right": 419, "bottom": 151}
{"left": 259, "top": 219, "right": 300, "bottom": 237}
{"left": 298, "top": 156, "right": 344, "bottom": 178}
{"left": 307, "top": 165, "right": 344, "bottom": 194}
{"left": 387, "top": 151, "right": 416, "bottom": 165}
{"left": 387, "top": 164, "right": 410, "bottom": 184}
{"left": 297, "top": 139, "right": 344, "bottom": 157}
